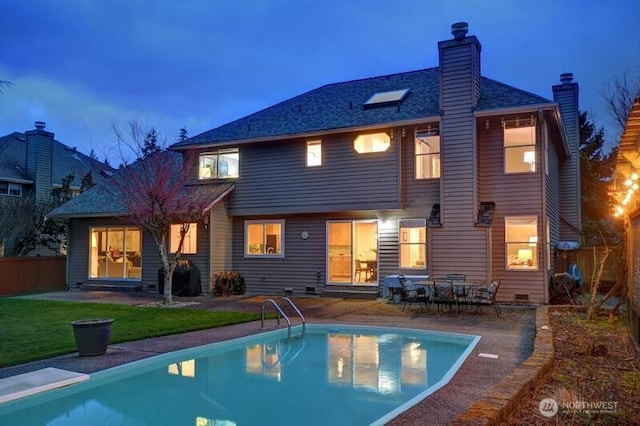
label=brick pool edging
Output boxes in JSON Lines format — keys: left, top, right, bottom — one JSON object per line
{"left": 450, "top": 305, "right": 555, "bottom": 425}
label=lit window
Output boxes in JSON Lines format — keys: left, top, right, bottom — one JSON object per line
{"left": 307, "top": 140, "right": 322, "bottom": 166}
{"left": 168, "top": 359, "right": 195, "bottom": 377}
{"left": 415, "top": 129, "right": 440, "bottom": 179}
{"left": 505, "top": 216, "right": 537, "bottom": 270}
{"left": 354, "top": 132, "right": 390, "bottom": 154}
{"left": 0, "top": 182, "right": 22, "bottom": 197}
{"left": 504, "top": 124, "right": 536, "bottom": 173}
{"left": 170, "top": 223, "right": 197, "bottom": 254}
{"left": 245, "top": 220, "right": 284, "bottom": 256}
{"left": 89, "top": 227, "right": 142, "bottom": 280}
{"left": 399, "top": 219, "right": 426, "bottom": 268}
{"left": 199, "top": 149, "right": 239, "bottom": 179}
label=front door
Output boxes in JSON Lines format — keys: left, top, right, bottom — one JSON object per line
{"left": 327, "top": 220, "right": 378, "bottom": 285}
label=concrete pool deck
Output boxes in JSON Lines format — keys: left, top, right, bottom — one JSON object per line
{"left": 1, "top": 291, "right": 552, "bottom": 425}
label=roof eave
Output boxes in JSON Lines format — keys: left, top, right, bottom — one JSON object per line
{"left": 474, "top": 103, "right": 570, "bottom": 157}
{"left": 172, "top": 116, "right": 441, "bottom": 150}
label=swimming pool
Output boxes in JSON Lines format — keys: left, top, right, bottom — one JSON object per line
{"left": 0, "top": 324, "right": 480, "bottom": 425}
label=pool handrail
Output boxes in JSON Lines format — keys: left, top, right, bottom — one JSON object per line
{"left": 278, "top": 297, "right": 306, "bottom": 337}
{"left": 260, "top": 297, "right": 306, "bottom": 341}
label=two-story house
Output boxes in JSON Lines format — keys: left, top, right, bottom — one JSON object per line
{"left": 51, "top": 23, "right": 580, "bottom": 303}
{"left": 0, "top": 121, "right": 110, "bottom": 256}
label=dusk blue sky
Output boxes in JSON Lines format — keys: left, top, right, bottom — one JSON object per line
{"left": 2, "top": 0, "right": 639, "bottom": 162}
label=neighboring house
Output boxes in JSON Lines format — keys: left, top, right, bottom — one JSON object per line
{"left": 612, "top": 97, "right": 640, "bottom": 355}
{"left": 51, "top": 23, "right": 581, "bottom": 303}
{"left": 0, "top": 121, "right": 111, "bottom": 256}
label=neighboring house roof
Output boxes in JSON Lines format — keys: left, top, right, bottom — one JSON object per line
{"left": 0, "top": 131, "right": 110, "bottom": 188}
{"left": 174, "top": 67, "right": 553, "bottom": 148}
{"left": 48, "top": 150, "right": 235, "bottom": 218}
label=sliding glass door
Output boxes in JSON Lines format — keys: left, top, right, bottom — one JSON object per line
{"left": 327, "top": 220, "right": 378, "bottom": 285}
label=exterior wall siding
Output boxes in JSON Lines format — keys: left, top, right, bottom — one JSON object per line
{"left": 67, "top": 218, "right": 210, "bottom": 293}
{"left": 226, "top": 131, "right": 401, "bottom": 216}
{"left": 25, "top": 128, "right": 54, "bottom": 202}
{"left": 479, "top": 116, "right": 546, "bottom": 303}
{"left": 553, "top": 81, "right": 581, "bottom": 240}
{"left": 432, "top": 35, "right": 487, "bottom": 281}
{"left": 209, "top": 201, "right": 233, "bottom": 292}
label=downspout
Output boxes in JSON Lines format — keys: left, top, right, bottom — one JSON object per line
{"left": 539, "top": 108, "right": 550, "bottom": 304}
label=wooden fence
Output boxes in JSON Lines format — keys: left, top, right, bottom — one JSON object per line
{"left": 0, "top": 256, "right": 66, "bottom": 296}
{"left": 572, "top": 247, "right": 623, "bottom": 290}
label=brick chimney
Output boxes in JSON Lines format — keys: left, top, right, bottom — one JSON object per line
{"left": 553, "top": 73, "right": 581, "bottom": 237}
{"left": 25, "top": 121, "right": 54, "bottom": 202}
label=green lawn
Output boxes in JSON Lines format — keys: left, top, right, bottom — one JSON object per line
{"left": 0, "top": 298, "right": 263, "bottom": 368}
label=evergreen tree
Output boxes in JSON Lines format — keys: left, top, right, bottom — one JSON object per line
{"left": 178, "top": 127, "right": 188, "bottom": 142}
{"left": 142, "top": 128, "right": 162, "bottom": 158}
{"left": 579, "top": 111, "right": 621, "bottom": 245}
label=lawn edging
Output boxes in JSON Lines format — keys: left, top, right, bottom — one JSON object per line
{"left": 451, "top": 305, "right": 556, "bottom": 425}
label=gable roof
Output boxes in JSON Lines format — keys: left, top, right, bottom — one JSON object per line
{"left": 174, "top": 67, "right": 553, "bottom": 149}
{"left": 0, "top": 131, "right": 111, "bottom": 188}
{"left": 48, "top": 150, "right": 235, "bottom": 218}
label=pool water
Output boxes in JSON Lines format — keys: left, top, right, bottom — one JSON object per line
{"left": 0, "top": 324, "right": 480, "bottom": 425}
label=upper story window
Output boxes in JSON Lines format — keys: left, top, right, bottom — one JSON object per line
{"left": 505, "top": 216, "right": 538, "bottom": 270}
{"left": 354, "top": 132, "right": 390, "bottom": 154}
{"left": 170, "top": 223, "right": 197, "bottom": 254}
{"left": 245, "top": 220, "right": 284, "bottom": 257}
{"left": 504, "top": 121, "right": 536, "bottom": 174}
{"left": 0, "top": 182, "right": 22, "bottom": 197}
{"left": 415, "top": 129, "right": 440, "bottom": 179}
{"left": 199, "top": 149, "right": 239, "bottom": 180}
{"left": 307, "top": 140, "right": 322, "bottom": 166}
{"left": 399, "top": 219, "right": 426, "bottom": 268}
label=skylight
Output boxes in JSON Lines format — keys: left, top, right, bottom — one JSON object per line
{"left": 363, "top": 88, "right": 411, "bottom": 109}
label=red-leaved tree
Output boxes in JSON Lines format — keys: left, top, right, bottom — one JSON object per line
{"left": 108, "top": 123, "right": 211, "bottom": 304}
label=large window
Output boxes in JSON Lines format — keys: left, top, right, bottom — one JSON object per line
{"left": 354, "top": 132, "right": 390, "bottom": 153}
{"left": 89, "top": 227, "right": 142, "bottom": 279}
{"left": 399, "top": 219, "right": 426, "bottom": 268}
{"left": 307, "top": 140, "right": 322, "bottom": 166}
{"left": 505, "top": 216, "right": 538, "bottom": 270}
{"left": 415, "top": 129, "right": 440, "bottom": 179}
{"left": 504, "top": 124, "right": 536, "bottom": 173}
{"left": 199, "top": 149, "right": 239, "bottom": 179}
{"left": 170, "top": 223, "right": 197, "bottom": 254}
{"left": 245, "top": 220, "right": 284, "bottom": 257}
{"left": 0, "top": 182, "right": 22, "bottom": 197}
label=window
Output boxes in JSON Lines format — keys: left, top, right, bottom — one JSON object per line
{"left": 245, "top": 220, "right": 284, "bottom": 256}
{"left": 504, "top": 124, "right": 536, "bottom": 173}
{"left": 415, "top": 129, "right": 440, "bottom": 179}
{"left": 89, "top": 227, "right": 142, "bottom": 279}
{"left": 307, "top": 140, "right": 322, "bottom": 166}
{"left": 505, "top": 216, "right": 537, "bottom": 270}
{"left": 354, "top": 132, "right": 390, "bottom": 154}
{"left": 0, "top": 182, "right": 22, "bottom": 197}
{"left": 199, "top": 149, "right": 239, "bottom": 179}
{"left": 170, "top": 223, "right": 197, "bottom": 254}
{"left": 399, "top": 219, "right": 426, "bottom": 268}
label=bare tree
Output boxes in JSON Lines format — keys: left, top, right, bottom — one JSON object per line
{"left": 602, "top": 73, "right": 640, "bottom": 134}
{"left": 109, "top": 123, "right": 211, "bottom": 304}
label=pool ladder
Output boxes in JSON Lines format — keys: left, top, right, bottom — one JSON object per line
{"left": 260, "top": 297, "right": 306, "bottom": 340}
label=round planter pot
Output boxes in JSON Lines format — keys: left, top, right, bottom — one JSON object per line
{"left": 70, "top": 318, "right": 114, "bottom": 356}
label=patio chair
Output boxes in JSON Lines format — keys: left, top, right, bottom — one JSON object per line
{"left": 431, "top": 279, "right": 456, "bottom": 312}
{"left": 473, "top": 277, "right": 502, "bottom": 317}
{"left": 400, "top": 275, "right": 430, "bottom": 312}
